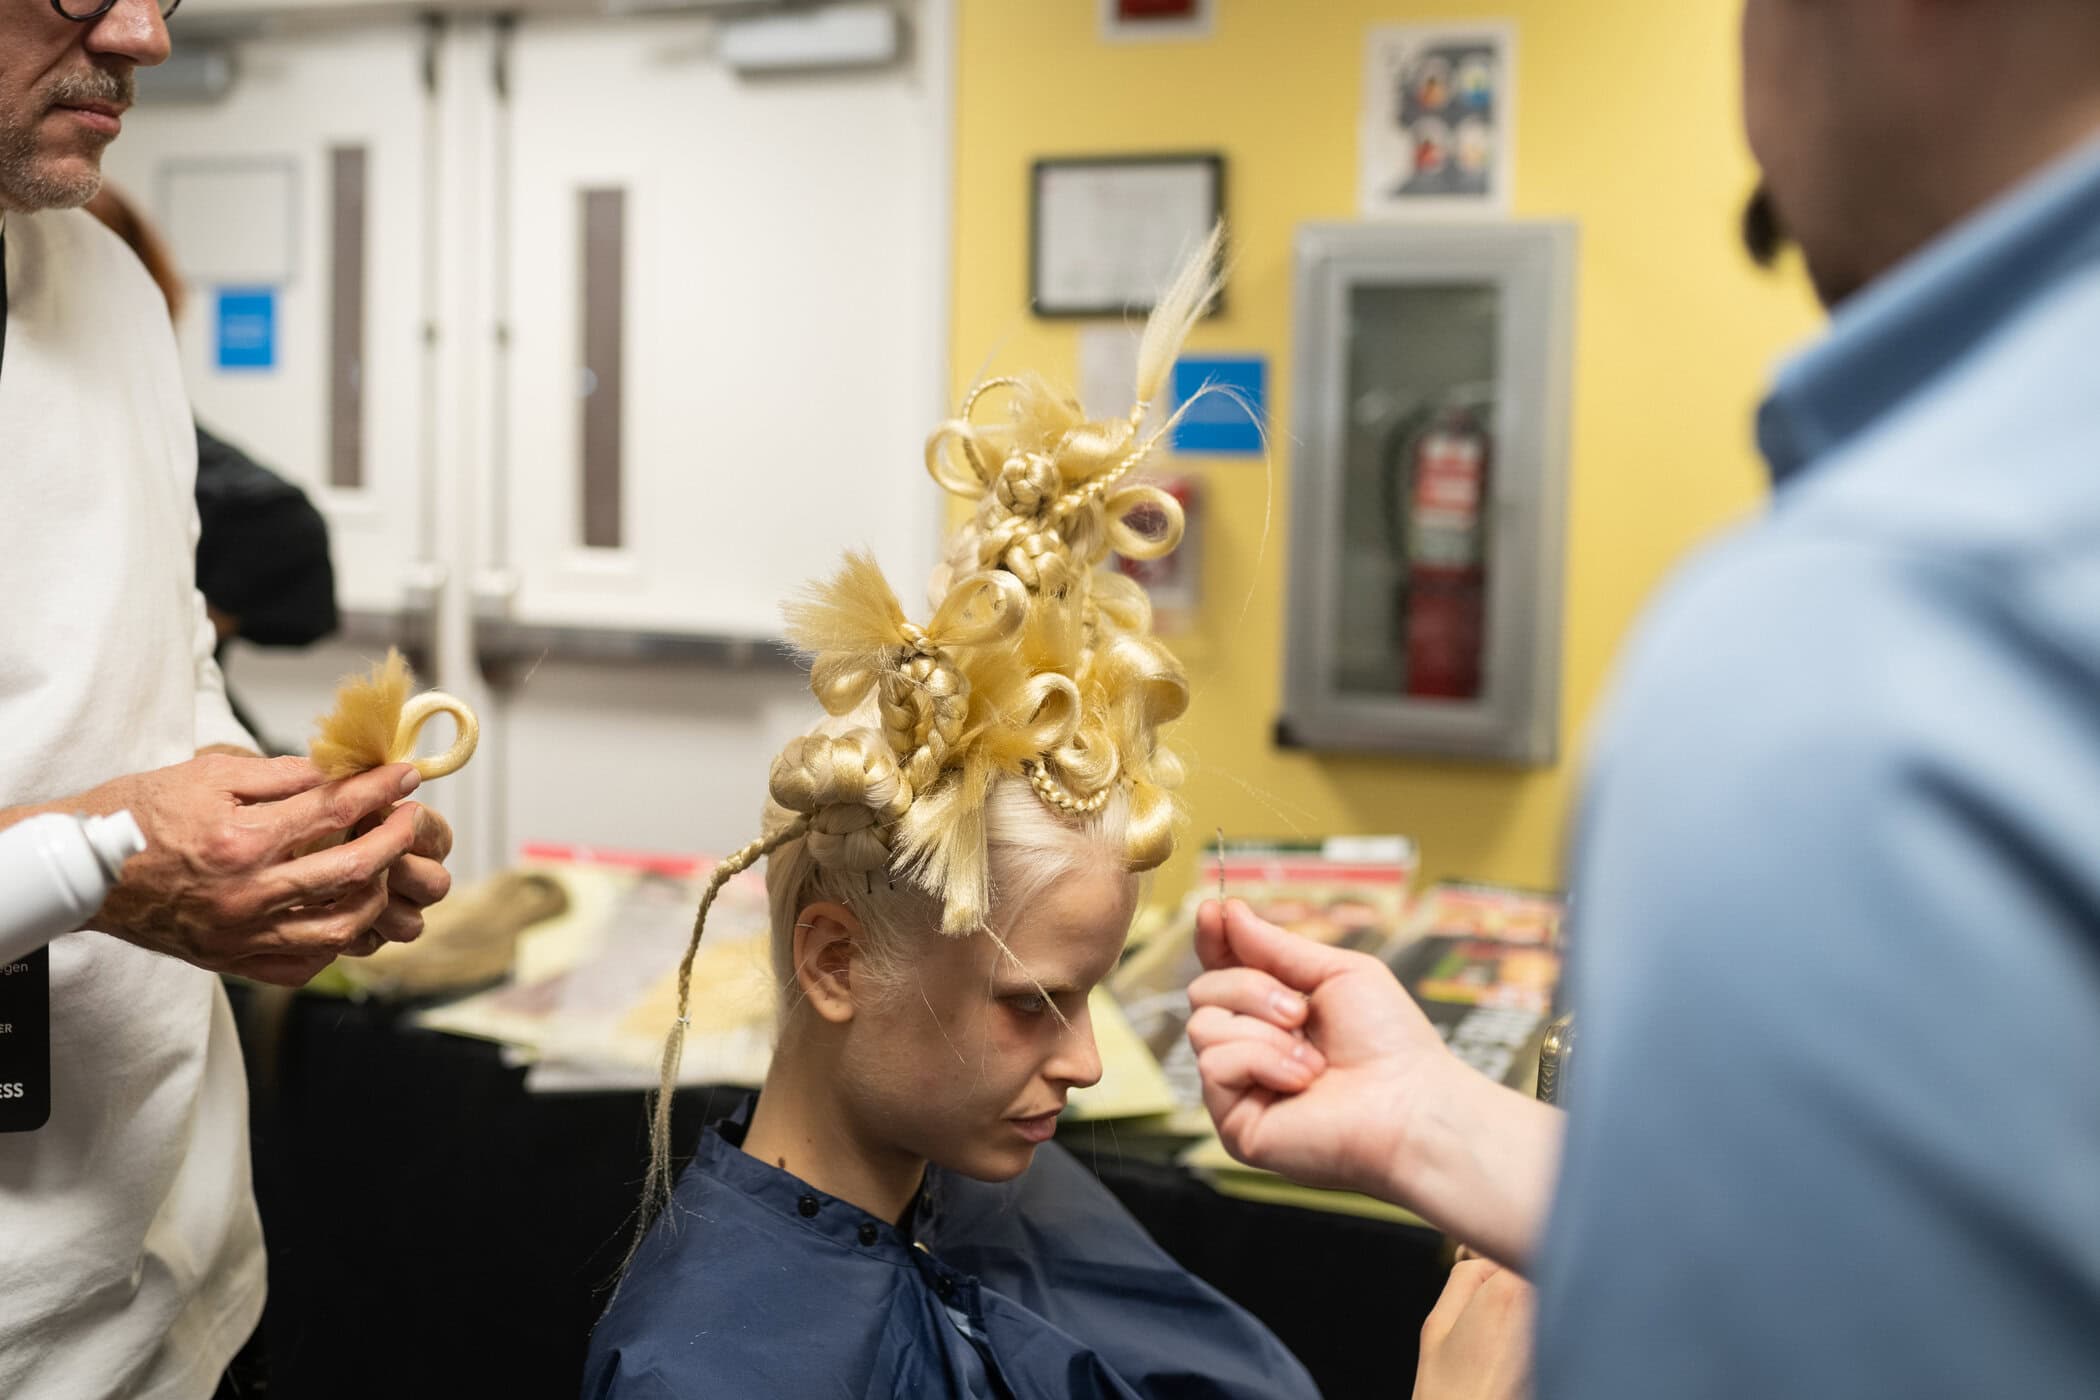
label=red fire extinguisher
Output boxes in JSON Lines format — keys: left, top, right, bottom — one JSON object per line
{"left": 1399, "top": 406, "right": 1490, "bottom": 700}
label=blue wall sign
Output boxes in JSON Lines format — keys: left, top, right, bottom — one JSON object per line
{"left": 1170, "top": 355, "right": 1267, "bottom": 455}
{"left": 215, "top": 288, "right": 278, "bottom": 372}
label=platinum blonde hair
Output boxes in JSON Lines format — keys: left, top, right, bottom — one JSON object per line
{"left": 761, "top": 755, "right": 1136, "bottom": 1014}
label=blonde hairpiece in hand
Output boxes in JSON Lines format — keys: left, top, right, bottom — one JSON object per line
{"left": 309, "top": 648, "right": 480, "bottom": 781}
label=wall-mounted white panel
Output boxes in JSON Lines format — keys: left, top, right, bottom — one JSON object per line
{"left": 493, "top": 661, "right": 817, "bottom": 856}
{"left": 162, "top": 159, "right": 299, "bottom": 284}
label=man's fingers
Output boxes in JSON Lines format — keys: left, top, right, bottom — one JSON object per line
{"left": 1197, "top": 1039, "right": 1318, "bottom": 1098}
{"left": 246, "top": 877, "right": 393, "bottom": 956}
{"left": 1423, "top": 1259, "right": 1504, "bottom": 1343}
{"left": 1202, "top": 1081, "right": 1280, "bottom": 1168}
{"left": 1189, "top": 966, "right": 1309, "bottom": 1029}
{"left": 372, "top": 898, "right": 426, "bottom": 945}
{"left": 244, "top": 806, "right": 419, "bottom": 916}
{"left": 256, "top": 763, "right": 421, "bottom": 853}
{"left": 214, "top": 753, "right": 332, "bottom": 804}
{"left": 1450, "top": 1257, "right": 1504, "bottom": 1292}
{"left": 1187, "top": 1005, "right": 1326, "bottom": 1073}
{"left": 313, "top": 886, "right": 391, "bottom": 953}
{"left": 1196, "top": 898, "right": 1237, "bottom": 972}
{"left": 335, "top": 925, "right": 390, "bottom": 959}
{"left": 405, "top": 803, "right": 454, "bottom": 862}
{"left": 1218, "top": 900, "right": 1364, "bottom": 993}
{"left": 229, "top": 952, "right": 338, "bottom": 988}
{"left": 387, "top": 852, "right": 451, "bottom": 909}
{"left": 1477, "top": 1266, "right": 1537, "bottom": 1334}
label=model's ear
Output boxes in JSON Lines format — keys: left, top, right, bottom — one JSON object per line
{"left": 790, "top": 901, "right": 865, "bottom": 1024}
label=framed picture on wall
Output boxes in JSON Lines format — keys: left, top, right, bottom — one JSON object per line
{"left": 1030, "top": 153, "right": 1225, "bottom": 319}
{"left": 1360, "top": 23, "right": 1516, "bottom": 218}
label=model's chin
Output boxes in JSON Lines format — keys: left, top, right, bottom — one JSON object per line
{"left": 942, "top": 1137, "right": 1039, "bottom": 1184}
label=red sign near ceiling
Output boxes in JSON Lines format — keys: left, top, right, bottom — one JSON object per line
{"left": 1116, "top": 0, "right": 1199, "bottom": 18}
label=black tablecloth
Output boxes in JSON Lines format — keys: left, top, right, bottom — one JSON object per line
{"left": 226, "top": 985, "right": 1448, "bottom": 1399}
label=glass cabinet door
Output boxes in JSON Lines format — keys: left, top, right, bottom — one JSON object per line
{"left": 1282, "top": 223, "right": 1575, "bottom": 763}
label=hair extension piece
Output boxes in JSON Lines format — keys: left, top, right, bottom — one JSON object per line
{"left": 1136, "top": 224, "right": 1224, "bottom": 418}
{"left": 309, "top": 648, "right": 480, "bottom": 781}
{"left": 634, "top": 818, "right": 808, "bottom": 1248}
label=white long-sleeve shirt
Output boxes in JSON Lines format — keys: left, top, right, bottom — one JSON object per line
{"left": 0, "top": 208, "right": 266, "bottom": 1399}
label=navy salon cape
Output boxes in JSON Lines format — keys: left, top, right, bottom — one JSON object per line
{"left": 584, "top": 1102, "right": 1320, "bottom": 1399}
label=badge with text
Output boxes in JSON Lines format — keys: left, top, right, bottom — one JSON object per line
{"left": 0, "top": 948, "right": 52, "bottom": 1131}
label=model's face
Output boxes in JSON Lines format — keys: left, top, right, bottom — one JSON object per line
{"left": 0, "top": 0, "right": 166, "bottom": 212}
{"left": 836, "top": 867, "right": 1133, "bottom": 1183}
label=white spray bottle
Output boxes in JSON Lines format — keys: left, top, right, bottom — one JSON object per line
{"left": 0, "top": 812, "right": 145, "bottom": 959}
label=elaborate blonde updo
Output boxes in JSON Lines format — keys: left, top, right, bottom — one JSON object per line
{"left": 758, "top": 732, "right": 1137, "bottom": 1019}
{"left": 638, "top": 228, "right": 1222, "bottom": 1233}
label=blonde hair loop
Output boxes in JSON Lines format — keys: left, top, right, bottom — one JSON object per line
{"left": 768, "top": 732, "right": 912, "bottom": 874}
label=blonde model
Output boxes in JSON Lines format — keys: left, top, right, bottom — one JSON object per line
{"left": 585, "top": 233, "right": 1319, "bottom": 1400}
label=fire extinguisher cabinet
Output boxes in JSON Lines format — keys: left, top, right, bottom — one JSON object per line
{"left": 1279, "top": 221, "right": 1576, "bottom": 763}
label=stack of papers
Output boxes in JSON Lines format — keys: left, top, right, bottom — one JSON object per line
{"left": 418, "top": 847, "right": 776, "bottom": 1092}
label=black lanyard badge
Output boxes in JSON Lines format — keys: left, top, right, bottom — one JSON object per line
{"left": 0, "top": 947, "right": 51, "bottom": 1131}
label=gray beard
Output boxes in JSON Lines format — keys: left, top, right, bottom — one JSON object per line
{"left": 0, "top": 130, "right": 102, "bottom": 211}
{"left": 0, "top": 66, "right": 133, "bottom": 212}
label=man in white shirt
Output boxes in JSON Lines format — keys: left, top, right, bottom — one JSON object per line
{"left": 0, "top": 0, "right": 457, "bottom": 1394}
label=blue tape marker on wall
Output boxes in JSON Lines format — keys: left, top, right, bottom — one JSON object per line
{"left": 215, "top": 288, "right": 277, "bottom": 372}
{"left": 1170, "top": 355, "right": 1266, "bottom": 455}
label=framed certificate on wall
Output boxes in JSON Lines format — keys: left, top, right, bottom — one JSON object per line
{"left": 1030, "top": 153, "right": 1225, "bottom": 318}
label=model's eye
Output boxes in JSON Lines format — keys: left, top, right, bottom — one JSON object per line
{"left": 1002, "top": 992, "right": 1052, "bottom": 1017}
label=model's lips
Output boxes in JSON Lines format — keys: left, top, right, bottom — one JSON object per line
{"left": 1008, "top": 1108, "right": 1062, "bottom": 1144}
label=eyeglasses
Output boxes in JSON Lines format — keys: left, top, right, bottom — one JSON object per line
{"left": 50, "top": 0, "right": 180, "bottom": 21}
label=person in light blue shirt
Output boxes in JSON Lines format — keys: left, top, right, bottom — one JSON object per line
{"left": 1184, "top": 2, "right": 2100, "bottom": 1396}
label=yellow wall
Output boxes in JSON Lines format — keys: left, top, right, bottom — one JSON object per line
{"left": 951, "top": 0, "right": 1821, "bottom": 899}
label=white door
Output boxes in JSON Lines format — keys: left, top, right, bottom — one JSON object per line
{"left": 105, "top": 20, "right": 487, "bottom": 856}
{"left": 494, "top": 1, "right": 949, "bottom": 636}
{"left": 104, "top": 22, "right": 437, "bottom": 619}
{"left": 483, "top": 2, "right": 953, "bottom": 860}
